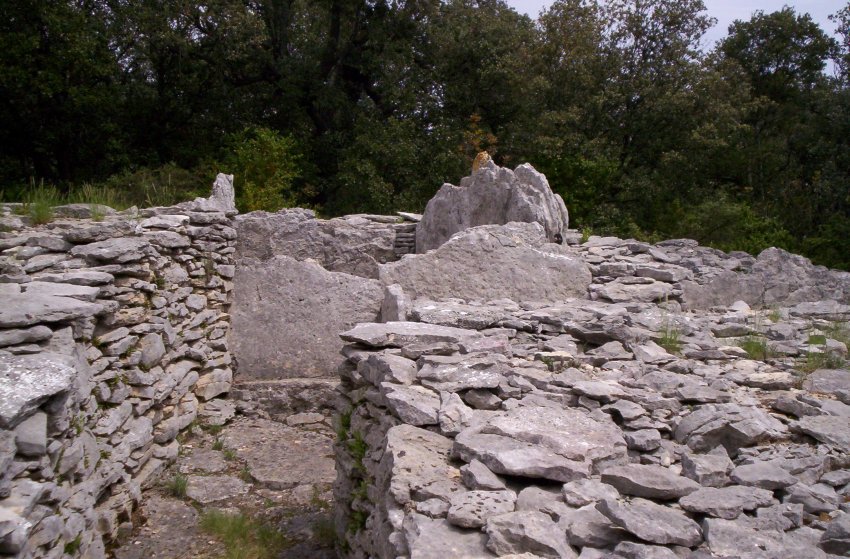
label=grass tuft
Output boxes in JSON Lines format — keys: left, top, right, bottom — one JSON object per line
{"left": 167, "top": 473, "right": 188, "bottom": 498}
{"left": 739, "top": 335, "right": 773, "bottom": 361}
{"left": 199, "top": 510, "right": 287, "bottom": 559}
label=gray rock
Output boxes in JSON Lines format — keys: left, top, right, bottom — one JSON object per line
{"left": 402, "top": 513, "right": 492, "bottom": 559}
{"left": 13, "top": 411, "right": 47, "bottom": 456}
{"left": 624, "top": 429, "right": 662, "bottom": 452}
{"left": 612, "top": 542, "right": 679, "bottom": 559}
{"left": 381, "top": 383, "right": 440, "bottom": 425}
{"left": 418, "top": 354, "right": 506, "bottom": 392}
{"left": 381, "top": 283, "right": 411, "bottom": 321}
{"left": 600, "top": 464, "right": 701, "bottom": 500}
{"left": 820, "top": 512, "right": 850, "bottom": 555}
{"left": 673, "top": 403, "right": 788, "bottom": 453}
{"left": 461, "top": 459, "right": 507, "bottom": 491}
{"left": 383, "top": 222, "right": 591, "bottom": 303}
{"left": 0, "top": 507, "right": 29, "bottom": 554}
{"left": 235, "top": 208, "right": 396, "bottom": 278}
{"left": 0, "top": 325, "right": 52, "bottom": 348}
{"left": 416, "top": 161, "right": 569, "bottom": 252}
{"left": 448, "top": 490, "right": 517, "bottom": 528}
{"left": 382, "top": 425, "right": 463, "bottom": 506}
{"left": 803, "top": 368, "right": 850, "bottom": 394}
{"left": 702, "top": 517, "right": 825, "bottom": 558}
{"left": 0, "top": 292, "right": 103, "bottom": 327}
{"left": 0, "top": 352, "right": 76, "bottom": 428}
{"left": 593, "top": 278, "right": 674, "bottom": 304}
{"left": 138, "top": 333, "right": 166, "bottom": 369}
{"left": 794, "top": 415, "right": 850, "bottom": 453}
{"left": 358, "top": 353, "right": 418, "bottom": 385}
{"left": 730, "top": 462, "right": 798, "bottom": 490}
{"left": 21, "top": 281, "right": 100, "bottom": 301}
{"left": 562, "top": 504, "right": 624, "bottom": 548}
{"left": 680, "top": 451, "right": 733, "bottom": 487}
{"left": 455, "top": 406, "right": 627, "bottom": 483}
{"left": 439, "top": 392, "right": 474, "bottom": 436}
{"left": 485, "top": 511, "right": 577, "bottom": 559}
{"left": 596, "top": 498, "right": 703, "bottom": 547}
{"left": 69, "top": 236, "right": 150, "bottom": 263}
{"left": 232, "top": 256, "right": 382, "bottom": 379}
{"left": 784, "top": 482, "right": 842, "bottom": 514}
{"left": 177, "top": 173, "right": 237, "bottom": 214}
{"left": 679, "top": 486, "right": 775, "bottom": 519}
{"left": 562, "top": 479, "right": 620, "bottom": 507}
{"left": 341, "top": 321, "right": 481, "bottom": 349}
{"left": 185, "top": 474, "right": 249, "bottom": 504}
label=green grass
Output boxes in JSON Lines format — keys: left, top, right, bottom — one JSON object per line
{"left": 212, "top": 438, "right": 224, "bottom": 451}
{"left": 739, "top": 335, "right": 773, "bottom": 361}
{"left": 223, "top": 448, "right": 238, "bottom": 461}
{"left": 797, "top": 350, "right": 846, "bottom": 374}
{"left": 15, "top": 181, "right": 62, "bottom": 224}
{"left": 167, "top": 473, "right": 188, "bottom": 498}
{"left": 199, "top": 511, "right": 288, "bottom": 559}
{"left": 657, "top": 325, "right": 683, "bottom": 355}
{"left": 64, "top": 535, "right": 82, "bottom": 554}
{"left": 311, "top": 516, "right": 336, "bottom": 548}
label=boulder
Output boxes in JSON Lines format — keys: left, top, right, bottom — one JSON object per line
{"left": 381, "top": 222, "right": 591, "bottom": 303}
{"left": 0, "top": 353, "right": 77, "bottom": 428}
{"left": 231, "top": 256, "right": 382, "bottom": 379}
{"left": 416, "top": 161, "right": 569, "bottom": 252}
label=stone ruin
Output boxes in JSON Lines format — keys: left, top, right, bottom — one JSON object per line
{"left": 1, "top": 163, "right": 850, "bottom": 558}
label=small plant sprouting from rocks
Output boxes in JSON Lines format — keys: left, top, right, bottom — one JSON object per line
{"left": 658, "top": 325, "right": 683, "bottom": 355}
{"left": 199, "top": 510, "right": 288, "bottom": 559}
{"left": 72, "top": 414, "right": 86, "bottom": 435}
{"left": 580, "top": 226, "right": 593, "bottom": 244}
{"left": 203, "top": 423, "right": 224, "bottom": 436}
{"left": 212, "top": 438, "right": 224, "bottom": 451}
{"left": 796, "top": 323, "right": 849, "bottom": 374}
{"left": 336, "top": 410, "right": 352, "bottom": 442}
{"left": 739, "top": 335, "right": 773, "bottom": 361}
{"left": 767, "top": 307, "right": 782, "bottom": 322}
{"left": 239, "top": 466, "right": 253, "bottom": 483}
{"left": 168, "top": 473, "right": 188, "bottom": 498}
{"left": 223, "top": 448, "right": 238, "bottom": 461}
{"left": 64, "top": 535, "right": 83, "bottom": 555}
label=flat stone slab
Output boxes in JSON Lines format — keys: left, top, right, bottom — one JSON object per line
{"left": 0, "top": 292, "right": 103, "bottom": 328}
{"left": 803, "top": 369, "right": 850, "bottom": 394}
{"left": 485, "top": 510, "right": 577, "bottom": 558}
{"left": 600, "top": 464, "right": 700, "bottom": 500}
{"left": 794, "top": 415, "right": 850, "bottom": 453}
{"left": 384, "top": 424, "right": 464, "bottom": 506}
{"left": 447, "top": 490, "right": 517, "bottom": 529}
{"left": 185, "top": 475, "right": 249, "bottom": 504}
{"left": 597, "top": 498, "right": 703, "bottom": 547}
{"left": 679, "top": 486, "right": 775, "bottom": 519}
{"left": 222, "top": 418, "right": 335, "bottom": 490}
{"left": 0, "top": 353, "right": 76, "bottom": 428}
{"left": 340, "top": 321, "right": 482, "bottom": 348}
{"left": 403, "top": 513, "right": 493, "bottom": 559}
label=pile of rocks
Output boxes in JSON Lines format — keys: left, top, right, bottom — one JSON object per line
{"left": 334, "top": 293, "right": 850, "bottom": 558}
{"left": 0, "top": 176, "right": 236, "bottom": 558}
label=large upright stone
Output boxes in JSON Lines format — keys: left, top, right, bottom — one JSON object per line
{"left": 0, "top": 353, "right": 77, "bottom": 428}
{"left": 416, "top": 161, "right": 569, "bottom": 252}
{"left": 231, "top": 256, "right": 382, "bottom": 379}
{"left": 381, "top": 222, "right": 590, "bottom": 303}
{"left": 235, "top": 209, "right": 397, "bottom": 279}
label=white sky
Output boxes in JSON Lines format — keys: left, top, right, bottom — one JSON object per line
{"left": 506, "top": 0, "right": 842, "bottom": 47}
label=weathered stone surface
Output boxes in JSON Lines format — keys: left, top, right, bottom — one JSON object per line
{"left": 596, "top": 498, "right": 703, "bottom": 547}
{"left": 0, "top": 325, "right": 52, "bottom": 348}
{"left": 562, "top": 479, "right": 619, "bottom": 507}
{"left": 454, "top": 407, "right": 627, "bottom": 483}
{"left": 381, "top": 383, "right": 440, "bottom": 425}
{"left": 382, "top": 425, "right": 463, "bottom": 506}
{"left": 600, "top": 464, "right": 700, "bottom": 500}
{"left": 673, "top": 403, "right": 788, "bottom": 453}
{"left": 680, "top": 450, "right": 733, "bottom": 487}
{"left": 341, "top": 321, "right": 482, "bottom": 349}
{"left": 0, "top": 292, "right": 103, "bottom": 327}
{"left": 702, "top": 517, "right": 825, "bottom": 558}
{"left": 461, "top": 459, "right": 507, "bottom": 491}
{"left": 383, "top": 222, "right": 590, "bottom": 303}
{"left": 232, "top": 256, "right": 382, "bottom": 379}
{"left": 12, "top": 411, "right": 47, "bottom": 456}
{"left": 0, "top": 352, "right": 76, "bottom": 428}
{"left": 235, "top": 208, "right": 396, "bottom": 278}
{"left": 447, "top": 490, "right": 517, "bottom": 528}
{"left": 679, "top": 486, "right": 775, "bottom": 519}
{"left": 416, "top": 162, "right": 569, "bottom": 252}
{"left": 820, "top": 513, "right": 850, "bottom": 555}
{"left": 402, "top": 513, "right": 493, "bottom": 559}
{"left": 185, "top": 475, "right": 249, "bottom": 504}
{"left": 803, "top": 369, "right": 850, "bottom": 395}
{"left": 729, "top": 462, "right": 798, "bottom": 490}
{"left": 69, "top": 236, "right": 150, "bottom": 263}
{"left": 21, "top": 281, "right": 100, "bottom": 301}
{"left": 485, "top": 511, "right": 577, "bottom": 559}
{"left": 138, "top": 333, "right": 166, "bottom": 369}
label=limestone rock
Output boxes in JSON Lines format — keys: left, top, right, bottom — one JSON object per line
{"left": 232, "top": 256, "right": 382, "bottom": 379}
{"left": 600, "top": 464, "right": 700, "bottom": 500}
{"left": 402, "top": 513, "right": 492, "bottom": 559}
{"left": 341, "top": 321, "right": 482, "bottom": 349}
{"left": 485, "top": 511, "right": 577, "bottom": 559}
{"left": 0, "top": 292, "right": 103, "bottom": 328}
{"left": 596, "top": 498, "right": 703, "bottom": 547}
{"left": 679, "top": 486, "right": 775, "bottom": 519}
{"left": 0, "top": 353, "right": 76, "bottom": 428}
{"left": 382, "top": 222, "right": 591, "bottom": 303}
{"left": 185, "top": 475, "right": 248, "bottom": 504}
{"left": 447, "top": 490, "right": 517, "bottom": 528}
{"left": 416, "top": 162, "right": 569, "bottom": 252}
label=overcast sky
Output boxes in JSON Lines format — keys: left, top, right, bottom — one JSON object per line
{"left": 506, "top": 1, "right": 841, "bottom": 47}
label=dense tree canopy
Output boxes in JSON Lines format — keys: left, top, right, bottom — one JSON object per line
{"left": 1, "top": 0, "right": 848, "bottom": 269}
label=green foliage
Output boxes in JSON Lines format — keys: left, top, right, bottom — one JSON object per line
{"left": 167, "top": 474, "right": 188, "bottom": 499}
{"left": 222, "top": 128, "right": 301, "bottom": 213}
{"left": 64, "top": 535, "right": 83, "bottom": 555}
{"left": 212, "top": 438, "right": 224, "bottom": 451}
{"left": 19, "top": 182, "right": 61, "bottom": 225}
{"left": 658, "top": 327, "right": 683, "bottom": 355}
{"left": 739, "top": 336, "right": 773, "bottom": 361}
{"left": 199, "top": 510, "right": 288, "bottom": 559}
{"left": 223, "top": 448, "right": 238, "bottom": 461}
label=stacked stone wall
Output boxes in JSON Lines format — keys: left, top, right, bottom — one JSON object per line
{"left": 0, "top": 192, "right": 235, "bottom": 558}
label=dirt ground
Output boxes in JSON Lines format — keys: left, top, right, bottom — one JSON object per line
{"left": 112, "top": 413, "right": 338, "bottom": 559}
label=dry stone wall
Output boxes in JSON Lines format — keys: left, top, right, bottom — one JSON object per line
{"left": 334, "top": 296, "right": 850, "bottom": 559}
{"left": 0, "top": 178, "right": 236, "bottom": 558}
